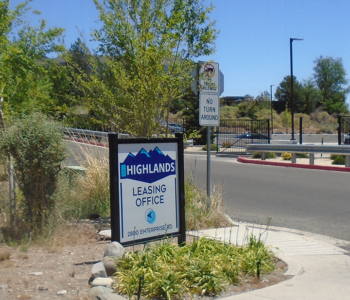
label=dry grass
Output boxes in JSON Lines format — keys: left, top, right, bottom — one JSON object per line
{"left": 0, "top": 250, "right": 10, "bottom": 261}
{"left": 185, "top": 178, "right": 229, "bottom": 230}
{"left": 17, "top": 294, "right": 31, "bottom": 300}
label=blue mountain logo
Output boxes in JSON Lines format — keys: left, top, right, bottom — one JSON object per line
{"left": 120, "top": 147, "right": 176, "bottom": 183}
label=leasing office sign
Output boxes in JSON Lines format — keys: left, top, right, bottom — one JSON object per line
{"left": 108, "top": 134, "right": 186, "bottom": 246}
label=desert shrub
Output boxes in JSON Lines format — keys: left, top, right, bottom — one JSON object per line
{"left": 296, "top": 153, "right": 309, "bottom": 158}
{"left": 266, "top": 152, "right": 277, "bottom": 159}
{"left": 330, "top": 154, "right": 339, "bottom": 160}
{"left": 185, "top": 179, "right": 224, "bottom": 230}
{"left": 332, "top": 155, "right": 345, "bottom": 165}
{"left": 222, "top": 141, "right": 231, "bottom": 148}
{"left": 202, "top": 144, "right": 219, "bottom": 151}
{"left": 252, "top": 152, "right": 261, "bottom": 158}
{"left": 0, "top": 113, "right": 66, "bottom": 232}
{"left": 281, "top": 152, "right": 292, "bottom": 160}
{"left": 252, "top": 152, "right": 276, "bottom": 159}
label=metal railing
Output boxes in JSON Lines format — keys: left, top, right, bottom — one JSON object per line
{"left": 246, "top": 143, "right": 350, "bottom": 167}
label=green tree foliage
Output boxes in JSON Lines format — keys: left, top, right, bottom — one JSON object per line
{"left": 76, "top": 0, "right": 218, "bottom": 137}
{"left": 0, "top": 0, "right": 64, "bottom": 120}
{"left": 275, "top": 76, "right": 303, "bottom": 114}
{"left": 0, "top": 113, "right": 66, "bottom": 232}
{"left": 237, "top": 100, "right": 258, "bottom": 119}
{"left": 178, "top": 89, "right": 211, "bottom": 145}
{"left": 301, "top": 79, "right": 319, "bottom": 114}
{"left": 313, "top": 56, "right": 349, "bottom": 114}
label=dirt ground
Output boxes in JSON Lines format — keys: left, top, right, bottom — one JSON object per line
{"left": 0, "top": 222, "right": 292, "bottom": 300}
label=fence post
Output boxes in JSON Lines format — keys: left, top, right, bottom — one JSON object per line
{"left": 338, "top": 115, "right": 342, "bottom": 145}
{"left": 299, "top": 117, "right": 303, "bottom": 145}
{"left": 267, "top": 119, "right": 270, "bottom": 144}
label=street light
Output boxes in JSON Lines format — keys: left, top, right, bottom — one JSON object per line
{"left": 290, "top": 37, "right": 303, "bottom": 141}
{"left": 270, "top": 85, "right": 274, "bottom": 134}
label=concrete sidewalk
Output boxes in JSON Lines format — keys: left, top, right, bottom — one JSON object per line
{"left": 189, "top": 224, "right": 350, "bottom": 299}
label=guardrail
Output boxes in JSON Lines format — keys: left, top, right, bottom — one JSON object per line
{"left": 61, "top": 127, "right": 193, "bottom": 146}
{"left": 246, "top": 144, "right": 350, "bottom": 167}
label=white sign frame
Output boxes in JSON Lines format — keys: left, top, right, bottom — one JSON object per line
{"left": 108, "top": 135, "right": 186, "bottom": 246}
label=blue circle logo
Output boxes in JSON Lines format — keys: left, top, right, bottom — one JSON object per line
{"left": 145, "top": 209, "right": 156, "bottom": 224}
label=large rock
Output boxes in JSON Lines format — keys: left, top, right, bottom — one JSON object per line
{"left": 102, "top": 257, "right": 117, "bottom": 276}
{"left": 91, "top": 277, "right": 115, "bottom": 288}
{"left": 103, "top": 242, "right": 124, "bottom": 258}
{"left": 91, "top": 262, "right": 107, "bottom": 279}
{"left": 88, "top": 286, "right": 112, "bottom": 299}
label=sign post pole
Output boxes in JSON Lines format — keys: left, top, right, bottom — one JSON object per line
{"left": 206, "top": 126, "right": 211, "bottom": 206}
{"left": 199, "top": 62, "right": 221, "bottom": 205}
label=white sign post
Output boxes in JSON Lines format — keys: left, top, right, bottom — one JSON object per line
{"left": 199, "top": 62, "right": 221, "bottom": 201}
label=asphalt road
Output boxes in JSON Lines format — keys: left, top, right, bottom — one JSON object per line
{"left": 185, "top": 154, "right": 350, "bottom": 241}
{"left": 64, "top": 140, "right": 350, "bottom": 241}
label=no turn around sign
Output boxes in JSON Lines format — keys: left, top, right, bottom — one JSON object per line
{"left": 199, "top": 93, "right": 219, "bottom": 126}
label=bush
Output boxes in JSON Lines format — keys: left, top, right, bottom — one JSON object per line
{"left": 0, "top": 113, "right": 66, "bottom": 232}
{"left": 222, "top": 141, "right": 231, "bottom": 148}
{"left": 252, "top": 152, "right": 276, "bottom": 159}
{"left": 252, "top": 152, "right": 261, "bottom": 158}
{"left": 296, "top": 153, "right": 309, "bottom": 158}
{"left": 332, "top": 155, "right": 345, "bottom": 165}
{"left": 202, "top": 144, "right": 219, "bottom": 151}
{"left": 281, "top": 152, "right": 292, "bottom": 160}
{"left": 114, "top": 237, "right": 274, "bottom": 298}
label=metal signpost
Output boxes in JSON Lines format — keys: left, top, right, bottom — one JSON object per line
{"left": 109, "top": 134, "right": 186, "bottom": 246}
{"left": 199, "top": 62, "right": 220, "bottom": 201}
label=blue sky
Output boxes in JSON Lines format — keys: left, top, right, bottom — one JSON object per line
{"left": 10, "top": 0, "right": 350, "bottom": 104}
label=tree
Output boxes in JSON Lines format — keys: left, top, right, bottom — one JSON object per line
{"left": 301, "top": 79, "right": 319, "bottom": 114}
{"left": 0, "top": 1, "right": 65, "bottom": 120}
{"left": 274, "top": 76, "right": 304, "bottom": 114}
{"left": 313, "top": 56, "right": 349, "bottom": 114}
{"left": 79, "top": 0, "right": 218, "bottom": 137}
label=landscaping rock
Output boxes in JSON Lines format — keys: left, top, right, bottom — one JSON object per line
{"left": 103, "top": 242, "right": 124, "bottom": 258}
{"left": 102, "top": 257, "right": 117, "bottom": 276}
{"left": 91, "top": 261, "right": 107, "bottom": 279}
{"left": 98, "top": 230, "right": 111, "bottom": 239}
{"left": 98, "top": 294, "right": 128, "bottom": 300}
{"left": 88, "top": 286, "right": 112, "bottom": 299}
{"left": 36, "top": 285, "right": 48, "bottom": 291}
{"left": 91, "top": 277, "right": 115, "bottom": 288}
{"left": 29, "top": 272, "right": 43, "bottom": 276}
{"left": 57, "top": 290, "right": 67, "bottom": 295}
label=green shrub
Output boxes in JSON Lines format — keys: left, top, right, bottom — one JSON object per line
{"left": 202, "top": 144, "right": 219, "bottom": 151}
{"left": 253, "top": 152, "right": 276, "bottom": 159}
{"left": 114, "top": 237, "right": 274, "bottom": 298}
{"left": 332, "top": 155, "right": 345, "bottom": 165}
{"left": 252, "top": 152, "right": 261, "bottom": 158}
{"left": 0, "top": 113, "right": 66, "bottom": 232}
{"left": 281, "top": 152, "right": 292, "bottom": 160}
{"left": 222, "top": 141, "right": 231, "bottom": 148}
{"left": 296, "top": 153, "right": 309, "bottom": 158}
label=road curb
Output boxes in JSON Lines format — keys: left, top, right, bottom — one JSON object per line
{"left": 237, "top": 156, "right": 350, "bottom": 172}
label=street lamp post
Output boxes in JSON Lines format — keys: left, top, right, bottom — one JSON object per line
{"left": 270, "top": 85, "right": 274, "bottom": 134}
{"left": 290, "top": 37, "right": 303, "bottom": 141}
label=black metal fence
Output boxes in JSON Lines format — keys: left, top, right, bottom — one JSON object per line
{"left": 216, "top": 119, "right": 270, "bottom": 154}
{"left": 338, "top": 116, "right": 350, "bottom": 145}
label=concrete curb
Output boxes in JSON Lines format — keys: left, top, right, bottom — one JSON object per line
{"left": 237, "top": 156, "right": 350, "bottom": 172}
